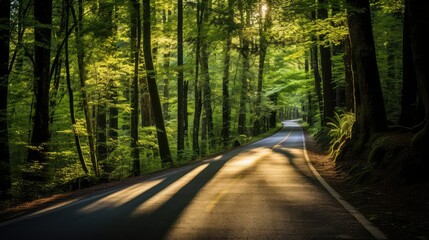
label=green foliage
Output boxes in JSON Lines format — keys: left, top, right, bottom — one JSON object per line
{"left": 372, "top": 6, "right": 403, "bottom": 123}
{"left": 327, "top": 111, "right": 355, "bottom": 161}
{"left": 1, "top": 0, "right": 409, "bottom": 202}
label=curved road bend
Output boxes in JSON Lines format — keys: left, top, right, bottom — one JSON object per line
{"left": 0, "top": 121, "right": 384, "bottom": 240}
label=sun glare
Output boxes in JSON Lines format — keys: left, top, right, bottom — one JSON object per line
{"left": 261, "top": 3, "right": 268, "bottom": 19}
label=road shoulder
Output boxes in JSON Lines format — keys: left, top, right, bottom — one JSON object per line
{"left": 303, "top": 129, "right": 429, "bottom": 239}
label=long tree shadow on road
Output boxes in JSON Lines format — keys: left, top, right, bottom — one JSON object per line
{"left": 121, "top": 156, "right": 231, "bottom": 239}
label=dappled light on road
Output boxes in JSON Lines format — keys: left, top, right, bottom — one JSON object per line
{"left": 0, "top": 121, "right": 377, "bottom": 240}
{"left": 132, "top": 163, "right": 210, "bottom": 216}
{"left": 78, "top": 179, "right": 164, "bottom": 214}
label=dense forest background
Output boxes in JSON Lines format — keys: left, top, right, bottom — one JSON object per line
{"left": 0, "top": 0, "right": 428, "bottom": 200}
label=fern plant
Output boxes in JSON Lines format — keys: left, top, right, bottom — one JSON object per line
{"left": 327, "top": 111, "right": 355, "bottom": 161}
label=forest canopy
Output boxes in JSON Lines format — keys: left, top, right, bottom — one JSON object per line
{"left": 1, "top": 0, "right": 428, "bottom": 200}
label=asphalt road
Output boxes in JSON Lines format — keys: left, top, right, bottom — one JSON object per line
{"left": 0, "top": 121, "right": 384, "bottom": 239}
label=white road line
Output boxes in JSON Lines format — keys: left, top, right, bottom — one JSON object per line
{"left": 299, "top": 127, "right": 387, "bottom": 240}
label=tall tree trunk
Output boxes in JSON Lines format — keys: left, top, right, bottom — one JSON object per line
{"left": 96, "top": 2, "right": 114, "bottom": 169}
{"left": 72, "top": 0, "right": 98, "bottom": 176}
{"left": 177, "top": 0, "right": 185, "bottom": 159}
{"left": 344, "top": 35, "right": 355, "bottom": 113}
{"left": 108, "top": 83, "right": 119, "bottom": 154}
{"left": 221, "top": 37, "right": 232, "bottom": 145}
{"left": 96, "top": 92, "right": 107, "bottom": 170}
{"left": 0, "top": 0, "right": 11, "bottom": 197}
{"left": 65, "top": 0, "right": 88, "bottom": 175}
{"left": 221, "top": 0, "right": 234, "bottom": 147}
{"left": 142, "top": 0, "right": 173, "bottom": 166}
{"left": 141, "top": 77, "right": 153, "bottom": 127}
{"left": 108, "top": 6, "right": 119, "bottom": 158}
{"left": 346, "top": 0, "right": 387, "bottom": 143}
{"left": 27, "top": 0, "right": 52, "bottom": 171}
{"left": 238, "top": 37, "right": 250, "bottom": 135}
{"left": 237, "top": 3, "right": 250, "bottom": 135}
{"left": 269, "top": 93, "right": 278, "bottom": 128}
{"left": 193, "top": 3, "right": 203, "bottom": 158}
{"left": 253, "top": 0, "right": 270, "bottom": 136}
{"left": 310, "top": 10, "right": 323, "bottom": 123}
{"left": 184, "top": 80, "right": 189, "bottom": 136}
{"left": 130, "top": 0, "right": 140, "bottom": 176}
{"left": 200, "top": 0, "right": 214, "bottom": 153}
{"left": 162, "top": 9, "right": 170, "bottom": 121}
{"left": 400, "top": 2, "right": 420, "bottom": 127}
{"left": 408, "top": 0, "right": 429, "bottom": 166}
{"left": 318, "top": 0, "right": 335, "bottom": 125}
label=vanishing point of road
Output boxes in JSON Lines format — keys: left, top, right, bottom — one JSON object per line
{"left": 0, "top": 121, "right": 386, "bottom": 239}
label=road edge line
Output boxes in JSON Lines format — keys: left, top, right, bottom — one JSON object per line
{"left": 300, "top": 128, "right": 387, "bottom": 240}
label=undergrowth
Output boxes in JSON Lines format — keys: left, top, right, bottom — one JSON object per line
{"left": 327, "top": 111, "right": 355, "bottom": 161}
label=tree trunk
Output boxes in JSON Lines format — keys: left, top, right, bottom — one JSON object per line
{"left": 140, "top": 76, "right": 153, "bottom": 127}
{"left": 96, "top": 2, "right": 115, "bottom": 169}
{"left": 400, "top": 2, "right": 420, "bottom": 127}
{"left": 177, "top": 0, "right": 185, "bottom": 159}
{"left": 27, "top": 0, "right": 52, "bottom": 170}
{"left": 65, "top": 0, "right": 88, "bottom": 175}
{"left": 184, "top": 80, "right": 189, "bottom": 136}
{"left": 408, "top": 0, "right": 429, "bottom": 165}
{"left": 346, "top": 0, "right": 387, "bottom": 142}
{"left": 108, "top": 84, "right": 119, "bottom": 154}
{"left": 269, "top": 93, "right": 278, "bottom": 128}
{"left": 72, "top": 0, "right": 98, "bottom": 176}
{"left": 237, "top": 4, "right": 250, "bottom": 135}
{"left": 200, "top": 0, "right": 214, "bottom": 153}
{"left": 0, "top": 0, "right": 11, "bottom": 197}
{"left": 221, "top": 0, "right": 234, "bottom": 147}
{"left": 344, "top": 35, "right": 355, "bottom": 113}
{"left": 108, "top": 6, "right": 119, "bottom": 158}
{"left": 238, "top": 36, "right": 250, "bottom": 135}
{"left": 96, "top": 94, "right": 107, "bottom": 170}
{"left": 142, "top": 0, "right": 173, "bottom": 166}
{"left": 162, "top": 9, "right": 171, "bottom": 121}
{"left": 130, "top": 0, "right": 140, "bottom": 176}
{"left": 253, "top": 0, "right": 270, "bottom": 136}
{"left": 192, "top": 3, "right": 203, "bottom": 158}
{"left": 310, "top": 10, "right": 323, "bottom": 123}
{"left": 318, "top": 0, "right": 335, "bottom": 124}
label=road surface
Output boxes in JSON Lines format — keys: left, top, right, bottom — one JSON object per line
{"left": 0, "top": 121, "right": 384, "bottom": 239}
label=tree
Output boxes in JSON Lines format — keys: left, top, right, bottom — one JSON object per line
{"left": 27, "top": 0, "right": 53, "bottom": 172}
{"left": 130, "top": 0, "right": 141, "bottom": 176}
{"left": 0, "top": 0, "right": 11, "bottom": 197}
{"left": 193, "top": 1, "right": 203, "bottom": 157}
{"left": 399, "top": 1, "right": 420, "bottom": 127}
{"left": 177, "top": 0, "right": 185, "bottom": 159}
{"left": 318, "top": 0, "right": 335, "bottom": 125}
{"left": 343, "top": 35, "right": 355, "bottom": 113}
{"left": 221, "top": 0, "right": 234, "bottom": 146}
{"left": 237, "top": 1, "right": 251, "bottom": 135}
{"left": 408, "top": 0, "right": 429, "bottom": 166}
{"left": 346, "top": 0, "right": 387, "bottom": 143}
{"left": 253, "top": 0, "right": 271, "bottom": 136}
{"left": 310, "top": 10, "right": 323, "bottom": 124}
{"left": 95, "top": 1, "right": 115, "bottom": 170}
{"left": 64, "top": 0, "right": 88, "bottom": 175}
{"left": 72, "top": 0, "right": 98, "bottom": 176}
{"left": 142, "top": 0, "right": 173, "bottom": 166}
{"left": 200, "top": 0, "right": 214, "bottom": 154}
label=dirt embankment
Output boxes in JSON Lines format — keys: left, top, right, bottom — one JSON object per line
{"left": 305, "top": 130, "right": 429, "bottom": 239}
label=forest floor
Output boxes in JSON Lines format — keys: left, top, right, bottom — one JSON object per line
{"left": 1, "top": 131, "right": 428, "bottom": 239}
